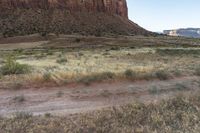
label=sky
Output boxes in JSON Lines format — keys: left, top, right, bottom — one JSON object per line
{"left": 127, "top": 0, "right": 200, "bottom": 32}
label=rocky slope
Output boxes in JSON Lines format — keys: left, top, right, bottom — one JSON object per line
{"left": 0, "top": 0, "right": 150, "bottom": 37}
{"left": 164, "top": 28, "right": 200, "bottom": 38}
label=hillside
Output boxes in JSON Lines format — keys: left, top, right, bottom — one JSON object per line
{"left": 0, "top": 0, "right": 151, "bottom": 37}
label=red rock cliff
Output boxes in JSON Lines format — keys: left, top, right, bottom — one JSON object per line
{"left": 0, "top": 0, "right": 128, "bottom": 18}
{"left": 0, "top": 0, "right": 152, "bottom": 37}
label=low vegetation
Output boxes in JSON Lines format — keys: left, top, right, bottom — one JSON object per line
{"left": 43, "top": 72, "right": 52, "bottom": 81}
{"left": 195, "top": 66, "right": 200, "bottom": 76}
{"left": 56, "top": 91, "right": 64, "bottom": 98}
{"left": 1, "top": 94, "right": 200, "bottom": 132}
{"left": 79, "top": 72, "right": 116, "bottom": 85}
{"left": 149, "top": 83, "right": 189, "bottom": 95}
{"left": 56, "top": 57, "right": 68, "bottom": 64}
{"left": 156, "top": 48, "right": 200, "bottom": 56}
{"left": 0, "top": 57, "right": 30, "bottom": 75}
{"left": 124, "top": 69, "right": 137, "bottom": 78}
{"left": 0, "top": 36, "right": 199, "bottom": 88}
{"left": 0, "top": 36, "right": 200, "bottom": 132}
{"left": 12, "top": 95, "right": 25, "bottom": 103}
{"left": 153, "top": 70, "right": 170, "bottom": 80}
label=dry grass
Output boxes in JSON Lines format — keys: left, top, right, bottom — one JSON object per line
{"left": 0, "top": 36, "right": 200, "bottom": 88}
{"left": 1, "top": 93, "right": 200, "bottom": 133}
{"left": 0, "top": 36, "right": 200, "bottom": 132}
{"left": 0, "top": 57, "right": 31, "bottom": 75}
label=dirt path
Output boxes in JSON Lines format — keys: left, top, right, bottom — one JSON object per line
{"left": 0, "top": 76, "right": 199, "bottom": 117}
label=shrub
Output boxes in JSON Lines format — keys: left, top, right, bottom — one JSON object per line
{"left": 149, "top": 86, "right": 159, "bottom": 94}
{"left": 45, "top": 113, "right": 52, "bottom": 118}
{"left": 173, "top": 69, "right": 182, "bottom": 77}
{"left": 124, "top": 69, "right": 136, "bottom": 78}
{"left": 56, "top": 91, "right": 64, "bottom": 97}
{"left": 46, "top": 50, "right": 54, "bottom": 55}
{"left": 74, "top": 38, "right": 81, "bottom": 43}
{"left": 56, "top": 57, "right": 68, "bottom": 64}
{"left": 149, "top": 86, "right": 169, "bottom": 95}
{"left": 154, "top": 70, "right": 170, "bottom": 80}
{"left": 101, "top": 90, "right": 112, "bottom": 97}
{"left": 0, "top": 57, "right": 31, "bottom": 75}
{"left": 195, "top": 66, "right": 200, "bottom": 76}
{"left": 80, "top": 72, "right": 115, "bottom": 85}
{"left": 14, "top": 112, "right": 32, "bottom": 119}
{"left": 94, "top": 29, "right": 102, "bottom": 37}
{"left": 173, "top": 83, "right": 189, "bottom": 91}
{"left": 43, "top": 72, "right": 52, "bottom": 81}
{"left": 13, "top": 95, "right": 25, "bottom": 103}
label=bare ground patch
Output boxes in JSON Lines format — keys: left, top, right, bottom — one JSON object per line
{"left": 0, "top": 76, "right": 199, "bottom": 117}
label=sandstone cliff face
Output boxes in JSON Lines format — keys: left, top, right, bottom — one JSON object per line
{"left": 0, "top": 0, "right": 128, "bottom": 18}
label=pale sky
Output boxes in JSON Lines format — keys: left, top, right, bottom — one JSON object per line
{"left": 127, "top": 0, "right": 200, "bottom": 32}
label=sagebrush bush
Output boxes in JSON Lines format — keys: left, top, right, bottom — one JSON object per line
{"left": 0, "top": 57, "right": 30, "bottom": 75}
{"left": 124, "top": 69, "right": 136, "bottom": 78}
{"left": 154, "top": 70, "right": 170, "bottom": 80}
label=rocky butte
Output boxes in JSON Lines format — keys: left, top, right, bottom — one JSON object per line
{"left": 164, "top": 28, "right": 200, "bottom": 38}
{"left": 0, "top": 0, "right": 151, "bottom": 37}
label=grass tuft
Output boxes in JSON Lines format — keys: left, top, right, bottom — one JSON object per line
{"left": 43, "top": 72, "right": 52, "bottom": 81}
{"left": 13, "top": 95, "right": 25, "bottom": 103}
{"left": 0, "top": 57, "right": 30, "bottom": 75}
{"left": 56, "top": 57, "right": 68, "bottom": 64}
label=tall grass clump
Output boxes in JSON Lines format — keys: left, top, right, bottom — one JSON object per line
{"left": 0, "top": 57, "right": 31, "bottom": 75}
{"left": 43, "top": 72, "right": 52, "bottom": 81}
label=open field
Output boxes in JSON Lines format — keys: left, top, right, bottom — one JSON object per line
{"left": 0, "top": 35, "right": 200, "bottom": 132}
{"left": 0, "top": 35, "right": 200, "bottom": 88}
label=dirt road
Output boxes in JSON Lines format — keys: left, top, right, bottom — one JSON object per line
{"left": 0, "top": 76, "right": 199, "bottom": 117}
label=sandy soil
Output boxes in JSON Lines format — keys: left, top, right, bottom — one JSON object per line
{"left": 0, "top": 76, "right": 199, "bottom": 117}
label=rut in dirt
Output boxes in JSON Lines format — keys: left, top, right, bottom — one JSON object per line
{"left": 0, "top": 76, "right": 199, "bottom": 117}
